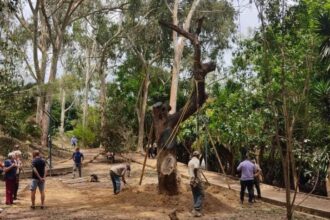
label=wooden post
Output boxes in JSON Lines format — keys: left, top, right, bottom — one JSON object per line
{"left": 139, "top": 124, "right": 153, "bottom": 185}
{"left": 206, "top": 129, "right": 231, "bottom": 189}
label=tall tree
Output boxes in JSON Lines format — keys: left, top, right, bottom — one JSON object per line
{"left": 12, "top": 0, "right": 127, "bottom": 146}
{"left": 165, "top": 0, "right": 235, "bottom": 114}
{"left": 154, "top": 19, "right": 215, "bottom": 194}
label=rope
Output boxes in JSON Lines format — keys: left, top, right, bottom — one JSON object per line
{"left": 155, "top": 89, "right": 194, "bottom": 158}
{"left": 139, "top": 122, "right": 153, "bottom": 185}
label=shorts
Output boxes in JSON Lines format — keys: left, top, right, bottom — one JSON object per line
{"left": 30, "top": 179, "right": 45, "bottom": 192}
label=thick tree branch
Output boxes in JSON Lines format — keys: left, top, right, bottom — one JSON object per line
{"left": 160, "top": 20, "right": 216, "bottom": 128}
{"left": 40, "top": 0, "right": 55, "bottom": 47}
{"left": 27, "top": 0, "right": 35, "bottom": 12}
{"left": 64, "top": 95, "right": 78, "bottom": 112}
{"left": 61, "top": 0, "right": 75, "bottom": 31}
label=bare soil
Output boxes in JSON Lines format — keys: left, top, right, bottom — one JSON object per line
{"left": 0, "top": 156, "right": 326, "bottom": 220}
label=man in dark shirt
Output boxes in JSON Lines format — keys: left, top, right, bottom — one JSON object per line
{"left": 4, "top": 152, "right": 17, "bottom": 205}
{"left": 72, "top": 147, "right": 84, "bottom": 178}
{"left": 30, "top": 150, "right": 47, "bottom": 209}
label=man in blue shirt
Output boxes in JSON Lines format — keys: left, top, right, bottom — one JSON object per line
{"left": 4, "top": 152, "right": 17, "bottom": 205}
{"left": 30, "top": 150, "right": 47, "bottom": 209}
{"left": 237, "top": 155, "right": 256, "bottom": 204}
{"left": 72, "top": 147, "right": 84, "bottom": 178}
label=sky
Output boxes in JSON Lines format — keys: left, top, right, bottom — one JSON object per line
{"left": 223, "top": 0, "right": 260, "bottom": 67}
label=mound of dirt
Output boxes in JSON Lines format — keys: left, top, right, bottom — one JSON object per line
{"left": 114, "top": 183, "right": 235, "bottom": 214}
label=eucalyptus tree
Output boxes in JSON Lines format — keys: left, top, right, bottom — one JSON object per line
{"left": 161, "top": 0, "right": 235, "bottom": 114}
{"left": 122, "top": 0, "right": 173, "bottom": 152}
{"left": 11, "top": 0, "right": 127, "bottom": 147}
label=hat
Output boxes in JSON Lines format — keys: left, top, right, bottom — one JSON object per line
{"left": 192, "top": 151, "right": 200, "bottom": 156}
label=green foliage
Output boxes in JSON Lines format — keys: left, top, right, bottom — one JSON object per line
{"left": 69, "top": 124, "right": 96, "bottom": 148}
{"left": 227, "top": 0, "right": 330, "bottom": 195}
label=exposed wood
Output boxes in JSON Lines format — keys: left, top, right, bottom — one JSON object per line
{"left": 169, "top": 0, "right": 202, "bottom": 114}
{"left": 153, "top": 19, "right": 216, "bottom": 195}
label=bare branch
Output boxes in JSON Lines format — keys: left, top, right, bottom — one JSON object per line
{"left": 159, "top": 20, "right": 195, "bottom": 42}
{"left": 14, "top": 13, "right": 33, "bottom": 35}
{"left": 64, "top": 95, "right": 78, "bottom": 112}
{"left": 183, "top": 0, "right": 201, "bottom": 31}
{"left": 53, "top": 0, "right": 75, "bottom": 33}
{"left": 165, "top": 0, "right": 173, "bottom": 14}
{"left": 27, "top": 0, "right": 35, "bottom": 12}
{"left": 159, "top": 20, "right": 215, "bottom": 127}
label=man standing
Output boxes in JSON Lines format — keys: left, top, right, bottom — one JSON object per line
{"left": 237, "top": 155, "right": 256, "bottom": 204}
{"left": 72, "top": 147, "right": 84, "bottom": 178}
{"left": 110, "top": 163, "right": 130, "bottom": 194}
{"left": 30, "top": 150, "right": 46, "bottom": 209}
{"left": 252, "top": 159, "right": 262, "bottom": 199}
{"left": 4, "top": 152, "right": 17, "bottom": 205}
{"left": 188, "top": 151, "right": 204, "bottom": 217}
{"left": 13, "top": 150, "right": 23, "bottom": 200}
{"left": 71, "top": 136, "right": 78, "bottom": 147}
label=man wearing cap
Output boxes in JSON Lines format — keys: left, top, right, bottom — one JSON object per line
{"left": 110, "top": 163, "right": 131, "bottom": 194}
{"left": 188, "top": 151, "right": 204, "bottom": 217}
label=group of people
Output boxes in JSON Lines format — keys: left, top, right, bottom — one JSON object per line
{"left": 237, "top": 156, "right": 262, "bottom": 204}
{"left": 187, "top": 150, "right": 263, "bottom": 217}
{"left": 1, "top": 143, "right": 262, "bottom": 215}
{"left": 71, "top": 147, "right": 130, "bottom": 195}
{"left": 0, "top": 146, "right": 46, "bottom": 209}
{"left": 147, "top": 143, "right": 157, "bottom": 159}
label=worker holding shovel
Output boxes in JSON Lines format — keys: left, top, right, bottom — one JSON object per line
{"left": 109, "top": 163, "right": 131, "bottom": 194}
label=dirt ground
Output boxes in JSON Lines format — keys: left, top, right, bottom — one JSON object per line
{"left": 0, "top": 156, "right": 326, "bottom": 220}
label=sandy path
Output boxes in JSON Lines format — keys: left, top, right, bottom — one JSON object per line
{"left": 0, "top": 156, "right": 326, "bottom": 220}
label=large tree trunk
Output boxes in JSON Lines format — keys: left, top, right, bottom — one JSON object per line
{"left": 169, "top": 0, "right": 201, "bottom": 114}
{"left": 41, "top": 45, "right": 61, "bottom": 147}
{"left": 137, "top": 72, "right": 150, "bottom": 152}
{"left": 59, "top": 87, "right": 66, "bottom": 137}
{"left": 154, "top": 19, "right": 216, "bottom": 195}
{"left": 82, "top": 47, "right": 91, "bottom": 129}
{"left": 99, "top": 54, "right": 107, "bottom": 147}
{"left": 326, "top": 163, "right": 330, "bottom": 197}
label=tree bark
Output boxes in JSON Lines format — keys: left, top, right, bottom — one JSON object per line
{"left": 154, "top": 19, "right": 216, "bottom": 195}
{"left": 99, "top": 52, "right": 107, "bottom": 147}
{"left": 137, "top": 71, "right": 150, "bottom": 152}
{"left": 82, "top": 47, "right": 91, "bottom": 129}
{"left": 59, "top": 87, "right": 66, "bottom": 137}
{"left": 169, "top": 0, "right": 201, "bottom": 114}
{"left": 327, "top": 163, "right": 330, "bottom": 197}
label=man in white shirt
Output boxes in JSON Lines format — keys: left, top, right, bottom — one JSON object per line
{"left": 188, "top": 151, "right": 203, "bottom": 217}
{"left": 252, "top": 159, "right": 262, "bottom": 199}
{"left": 110, "top": 163, "right": 131, "bottom": 194}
